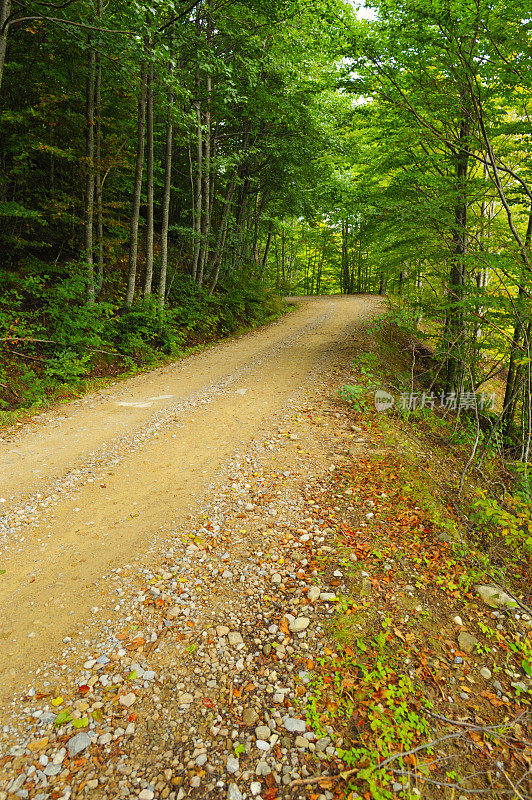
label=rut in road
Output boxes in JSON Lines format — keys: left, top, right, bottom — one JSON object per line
{"left": 0, "top": 295, "right": 383, "bottom": 707}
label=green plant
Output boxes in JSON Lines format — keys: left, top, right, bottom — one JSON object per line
{"left": 340, "top": 384, "right": 367, "bottom": 412}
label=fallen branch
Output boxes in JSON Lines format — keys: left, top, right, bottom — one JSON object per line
{"left": 290, "top": 718, "right": 529, "bottom": 791}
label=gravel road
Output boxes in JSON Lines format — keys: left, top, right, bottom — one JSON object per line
{"left": 0, "top": 294, "right": 384, "bottom": 800}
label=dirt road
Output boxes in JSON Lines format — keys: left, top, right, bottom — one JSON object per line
{"left": 0, "top": 295, "right": 383, "bottom": 707}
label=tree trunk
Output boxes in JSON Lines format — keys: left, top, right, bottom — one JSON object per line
{"left": 207, "top": 172, "right": 236, "bottom": 295}
{"left": 94, "top": 0, "right": 103, "bottom": 295}
{"left": 84, "top": 39, "right": 96, "bottom": 305}
{"left": 197, "top": 72, "right": 212, "bottom": 287}
{"left": 144, "top": 61, "right": 154, "bottom": 296}
{"left": 158, "top": 60, "right": 174, "bottom": 309}
{"left": 502, "top": 204, "right": 532, "bottom": 436}
{"left": 444, "top": 114, "right": 469, "bottom": 391}
{"left": 125, "top": 63, "right": 147, "bottom": 308}
{"left": 258, "top": 221, "right": 273, "bottom": 279}
{"left": 191, "top": 67, "right": 203, "bottom": 282}
{"left": 0, "top": 0, "right": 11, "bottom": 95}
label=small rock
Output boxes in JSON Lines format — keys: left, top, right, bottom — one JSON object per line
{"left": 217, "top": 626, "right": 230, "bottom": 636}
{"left": 289, "top": 617, "right": 310, "bottom": 633}
{"left": 139, "top": 791, "right": 155, "bottom": 800}
{"left": 284, "top": 716, "right": 306, "bottom": 733}
{"left": 243, "top": 708, "right": 259, "bottom": 726}
{"left": 228, "top": 632, "right": 243, "bottom": 645}
{"left": 458, "top": 632, "right": 478, "bottom": 654}
{"left": 191, "top": 776, "right": 201, "bottom": 788}
{"left": 119, "top": 692, "right": 136, "bottom": 707}
{"left": 475, "top": 584, "right": 518, "bottom": 609}
{"left": 196, "top": 754, "right": 207, "bottom": 767}
{"left": 67, "top": 732, "right": 91, "bottom": 759}
{"left": 295, "top": 735, "right": 309, "bottom": 748}
{"left": 227, "top": 756, "right": 239, "bottom": 774}
{"left": 272, "top": 573, "right": 282, "bottom": 585}
{"left": 453, "top": 616, "right": 463, "bottom": 626}
{"left": 255, "top": 725, "right": 271, "bottom": 740}
{"left": 250, "top": 782, "right": 261, "bottom": 797}
{"left": 178, "top": 693, "right": 194, "bottom": 705}
{"left": 480, "top": 667, "right": 492, "bottom": 680}
{"left": 228, "top": 784, "right": 243, "bottom": 800}
{"left": 307, "top": 586, "right": 320, "bottom": 603}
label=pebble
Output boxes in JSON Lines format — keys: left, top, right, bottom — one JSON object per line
{"left": 67, "top": 732, "right": 91, "bottom": 759}
{"left": 289, "top": 617, "right": 310, "bottom": 633}
{"left": 458, "top": 632, "right": 478, "bottom": 654}
{"left": 480, "top": 667, "right": 492, "bottom": 680}
{"left": 243, "top": 708, "right": 259, "bottom": 726}
{"left": 250, "top": 782, "right": 262, "bottom": 796}
{"left": 307, "top": 586, "right": 320, "bottom": 602}
{"left": 284, "top": 716, "right": 306, "bottom": 733}
{"left": 119, "top": 692, "right": 136, "bottom": 707}
{"left": 138, "top": 791, "right": 154, "bottom": 800}
{"left": 228, "top": 632, "right": 243, "bottom": 645}
{"left": 228, "top": 784, "right": 243, "bottom": 800}
{"left": 227, "top": 756, "right": 239, "bottom": 774}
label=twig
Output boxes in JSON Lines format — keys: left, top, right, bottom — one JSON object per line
{"left": 290, "top": 731, "right": 466, "bottom": 788}
{"left": 390, "top": 768, "right": 516, "bottom": 796}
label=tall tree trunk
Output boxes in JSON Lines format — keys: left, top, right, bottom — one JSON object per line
{"left": 444, "top": 114, "right": 469, "bottom": 391}
{"left": 84, "top": 40, "right": 96, "bottom": 305}
{"left": 94, "top": 0, "right": 103, "bottom": 294}
{"left": 0, "top": 0, "right": 11, "bottom": 95}
{"left": 144, "top": 62, "right": 154, "bottom": 296}
{"left": 208, "top": 172, "right": 236, "bottom": 295}
{"left": 258, "top": 221, "right": 273, "bottom": 279}
{"left": 125, "top": 63, "right": 147, "bottom": 308}
{"left": 191, "top": 73, "right": 203, "bottom": 282}
{"left": 502, "top": 205, "right": 532, "bottom": 436}
{"left": 197, "top": 72, "right": 211, "bottom": 287}
{"left": 158, "top": 60, "right": 174, "bottom": 309}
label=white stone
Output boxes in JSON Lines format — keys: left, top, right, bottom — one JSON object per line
{"left": 226, "top": 756, "right": 239, "bottom": 774}
{"left": 119, "top": 692, "right": 136, "bottom": 707}
{"left": 475, "top": 584, "right": 518, "bottom": 609}
{"left": 307, "top": 586, "right": 320, "bottom": 603}
{"left": 289, "top": 617, "right": 310, "bottom": 633}
{"left": 283, "top": 716, "right": 306, "bottom": 733}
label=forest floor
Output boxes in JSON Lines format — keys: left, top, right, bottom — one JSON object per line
{"left": 0, "top": 295, "right": 530, "bottom": 800}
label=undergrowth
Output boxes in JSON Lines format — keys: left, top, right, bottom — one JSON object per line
{"left": 304, "top": 309, "right": 532, "bottom": 800}
{"left": 0, "top": 261, "right": 286, "bottom": 427}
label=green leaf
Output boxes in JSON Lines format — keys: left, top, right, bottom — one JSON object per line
{"left": 54, "top": 709, "right": 74, "bottom": 726}
{"left": 72, "top": 717, "right": 89, "bottom": 728}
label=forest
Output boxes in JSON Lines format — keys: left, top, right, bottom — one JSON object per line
{"left": 1, "top": 0, "right": 532, "bottom": 468}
